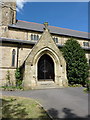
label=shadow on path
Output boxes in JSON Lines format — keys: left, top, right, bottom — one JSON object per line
{"left": 47, "top": 107, "right": 90, "bottom": 120}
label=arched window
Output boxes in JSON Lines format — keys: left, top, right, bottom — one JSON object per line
{"left": 37, "top": 35, "right": 39, "bottom": 40}
{"left": 34, "top": 35, "right": 37, "bottom": 41}
{"left": 31, "top": 34, "right": 39, "bottom": 41}
{"left": 31, "top": 34, "right": 34, "bottom": 40}
{"left": 83, "top": 42, "right": 89, "bottom": 47}
{"left": 53, "top": 37, "right": 58, "bottom": 43}
{"left": 55, "top": 38, "right": 58, "bottom": 43}
{"left": 12, "top": 49, "right": 16, "bottom": 67}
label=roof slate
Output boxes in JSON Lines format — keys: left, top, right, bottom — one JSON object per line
{"left": 8, "top": 20, "right": 89, "bottom": 39}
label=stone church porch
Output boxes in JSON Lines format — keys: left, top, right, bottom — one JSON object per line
{"left": 23, "top": 24, "right": 68, "bottom": 89}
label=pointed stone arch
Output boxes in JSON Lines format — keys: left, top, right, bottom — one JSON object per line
{"left": 23, "top": 27, "right": 68, "bottom": 89}
{"left": 33, "top": 47, "right": 60, "bottom": 65}
{"left": 32, "top": 47, "right": 62, "bottom": 83}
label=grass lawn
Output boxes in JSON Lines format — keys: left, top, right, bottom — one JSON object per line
{"left": 1, "top": 96, "right": 51, "bottom": 120}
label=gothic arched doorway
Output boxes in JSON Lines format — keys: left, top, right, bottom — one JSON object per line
{"left": 38, "top": 54, "right": 54, "bottom": 81}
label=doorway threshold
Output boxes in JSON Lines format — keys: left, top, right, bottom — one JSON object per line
{"left": 37, "top": 81, "right": 55, "bottom": 85}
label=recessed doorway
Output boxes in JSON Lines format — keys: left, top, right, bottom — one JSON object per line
{"left": 38, "top": 54, "right": 54, "bottom": 81}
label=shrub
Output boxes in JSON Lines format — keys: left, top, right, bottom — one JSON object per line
{"left": 86, "top": 79, "right": 90, "bottom": 91}
{"left": 6, "top": 70, "right": 11, "bottom": 86}
{"left": 61, "top": 38, "right": 89, "bottom": 86}
{"left": 15, "top": 68, "right": 22, "bottom": 87}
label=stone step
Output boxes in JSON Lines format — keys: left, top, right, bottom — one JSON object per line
{"left": 38, "top": 81, "right": 54, "bottom": 85}
{"left": 33, "top": 81, "right": 63, "bottom": 89}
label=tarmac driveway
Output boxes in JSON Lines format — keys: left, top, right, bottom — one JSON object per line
{"left": 2, "top": 87, "right": 89, "bottom": 119}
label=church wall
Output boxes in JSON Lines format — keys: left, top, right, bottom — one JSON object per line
{"left": 18, "top": 47, "right": 32, "bottom": 66}
{"left": 85, "top": 51, "right": 90, "bottom": 64}
{"left": 52, "top": 35, "right": 89, "bottom": 47}
{"left": 27, "top": 32, "right": 41, "bottom": 41}
{"left": 0, "top": 46, "right": 17, "bottom": 68}
{"left": 8, "top": 28, "right": 89, "bottom": 47}
{"left": 0, "top": 43, "right": 33, "bottom": 86}
{"left": 58, "top": 36, "right": 69, "bottom": 45}
{"left": 1, "top": 26, "right": 9, "bottom": 38}
{"left": 8, "top": 29, "right": 42, "bottom": 41}
{"left": 9, "top": 29, "right": 27, "bottom": 40}
{"left": 0, "top": 45, "right": 17, "bottom": 86}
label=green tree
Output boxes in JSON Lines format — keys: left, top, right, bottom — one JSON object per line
{"left": 62, "top": 38, "right": 89, "bottom": 86}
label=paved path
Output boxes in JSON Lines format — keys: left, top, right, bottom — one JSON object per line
{"left": 2, "top": 87, "right": 89, "bottom": 119}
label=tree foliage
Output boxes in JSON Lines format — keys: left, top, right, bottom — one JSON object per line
{"left": 62, "top": 38, "right": 89, "bottom": 85}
